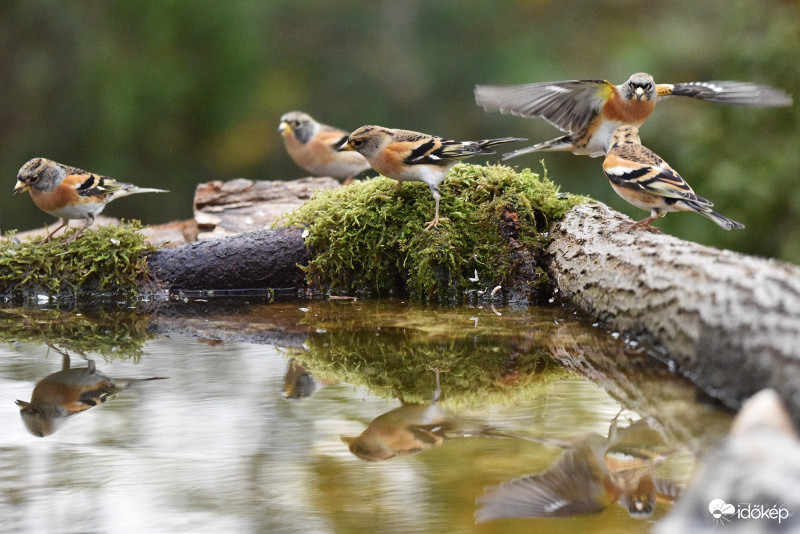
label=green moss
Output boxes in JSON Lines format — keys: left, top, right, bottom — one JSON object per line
{"left": 284, "top": 163, "right": 583, "bottom": 300}
{"left": 0, "top": 222, "right": 158, "bottom": 300}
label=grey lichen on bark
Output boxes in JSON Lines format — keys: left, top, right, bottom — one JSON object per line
{"left": 546, "top": 201, "right": 800, "bottom": 418}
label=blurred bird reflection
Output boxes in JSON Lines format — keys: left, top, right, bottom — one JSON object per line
{"left": 341, "top": 368, "right": 457, "bottom": 461}
{"left": 16, "top": 345, "right": 166, "bottom": 437}
{"left": 281, "top": 358, "right": 322, "bottom": 399}
{"left": 476, "top": 412, "right": 684, "bottom": 522}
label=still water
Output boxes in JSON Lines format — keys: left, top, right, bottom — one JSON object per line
{"left": 0, "top": 299, "right": 730, "bottom": 533}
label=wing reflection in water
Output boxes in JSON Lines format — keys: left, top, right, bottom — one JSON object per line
{"left": 476, "top": 412, "right": 685, "bottom": 522}
{"left": 15, "top": 344, "right": 167, "bottom": 437}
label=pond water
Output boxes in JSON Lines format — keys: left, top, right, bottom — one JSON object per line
{"left": 0, "top": 298, "right": 731, "bottom": 533}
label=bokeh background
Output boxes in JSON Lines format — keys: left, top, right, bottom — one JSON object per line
{"left": 2, "top": 1, "right": 798, "bottom": 261}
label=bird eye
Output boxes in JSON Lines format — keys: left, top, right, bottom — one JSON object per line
{"left": 291, "top": 120, "right": 301, "bottom": 127}
{"left": 352, "top": 139, "right": 364, "bottom": 147}
{"left": 30, "top": 174, "right": 40, "bottom": 182}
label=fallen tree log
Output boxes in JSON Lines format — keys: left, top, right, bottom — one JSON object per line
{"left": 146, "top": 227, "right": 310, "bottom": 291}
{"left": 546, "top": 201, "right": 800, "bottom": 418}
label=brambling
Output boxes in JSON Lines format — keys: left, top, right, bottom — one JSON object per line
{"left": 13, "top": 157, "right": 168, "bottom": 243}
{"left": 338, "top": 125, "right": 525, "bottom": 230}
{"left": 476, "top": 413, "right": 682, "bottom": 522}
{"left": 341, "top": 368, "right": 452, "bottom": 461}
{"left": 16, "top": 347, "right": 166, "bottom": 437}
{"left": 475, "top": 72, "right": 792, "bottom": 159}
{"left": 602, "top": 125, "right": 744, "bottom": 232}
{"left": 278, "top": 111, "right": 371, "bottom": 183}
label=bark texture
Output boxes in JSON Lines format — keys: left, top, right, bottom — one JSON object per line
{"left": 146, "top": 227, "right": 310, "bottom": 290}
{"left": 546, "top": 201, "right": 800, "bottom": 416}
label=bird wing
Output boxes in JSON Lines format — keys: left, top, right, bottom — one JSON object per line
{"left": 603, "top": 148, "right": 710, "bottom": 205}
{"left": 657, "top": 81, "right": 792, "bottom": 107}
{"left": 62, "top": 172, "right": 123, "bottom": 199}
{"left": 475, "top": 79, "right": 614, "bottom": 132}
{"left": 316, "top": 128, "right": 351, "bottom": 150}
{"left": 475, "top": 445, "right": 613, "bottom": 522}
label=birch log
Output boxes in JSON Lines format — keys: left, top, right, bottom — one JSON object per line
{"left": 546, "top": 201, "right": 800, "bottom": 418}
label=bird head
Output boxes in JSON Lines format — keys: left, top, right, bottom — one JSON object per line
{"left": 337, "top": 126, "right": 389, "bottom": 159}
{"left": 13, "top": 158, "right": 65, "bottom": 195}
{"left": 609, "top": 125, "right": 642, "bottom": 148}
{"left": 278, "top": 111, "right": 316, "bottom": 144}
{"left": 625, "top": 73, "right": 656, "bottom": 102}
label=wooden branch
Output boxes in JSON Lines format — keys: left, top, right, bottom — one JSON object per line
{"left": 546, "top": 201, "right": 800, "bottom": 418}
{"left": 146, "top": 227, "right": 310, "bottom": 290}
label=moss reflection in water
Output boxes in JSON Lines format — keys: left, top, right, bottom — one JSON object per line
{"left": 285, "top": 302, "right": 572, "bottom": 405}
{"left": 0, "top": 306, "right": 153, "bottom": 361}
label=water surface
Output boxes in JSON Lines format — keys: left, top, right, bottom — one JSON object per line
{"left": 0, "top": 299, "right": 730, "bottom": 533}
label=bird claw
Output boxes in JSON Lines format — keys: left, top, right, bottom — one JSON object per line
{"left": 423, "top": 217, "right": 449, "bottom": 231}
{"left": 615, "top": 222, "right": 663, "bottom": 233}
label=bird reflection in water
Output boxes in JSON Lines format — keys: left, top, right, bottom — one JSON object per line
{"left": 16, "top": 344, "right": 167, "bottom": 437}
{"left": 281, "top": 358, "right": 322, "bottom": 399}
{"left": 476, "top": 411, "right": 683, "bottom": 522}
{"left": 341, "top": 368, "right": 456, "bottom": 461}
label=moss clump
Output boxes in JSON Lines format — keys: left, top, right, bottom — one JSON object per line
{"left": 0, "top": 222, "right": 157, "bottom": 300}
{"left": 284, "top": 163, "right": 583, "bottom": 300}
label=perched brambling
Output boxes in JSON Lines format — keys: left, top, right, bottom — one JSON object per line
{"left": 602, "top": 125, "right": 744, "bottom": 232}
{"left": 475, "top": 72, "right": 792, "bottom": 159}
{"left": 13, "top": 157, "right": 168, "bottom": 243}
{"left": 338, "top": 125, "right": 525, "bottom": 230}
{"left": 278, "top": 111, "right": 371, "bottom": 183}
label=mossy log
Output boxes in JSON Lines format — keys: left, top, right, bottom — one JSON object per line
{"left": 546, "top": 201, "right": 800, "bottom": 419}
{"left": 140, "top": 170, "right": 800, "bottom": 421}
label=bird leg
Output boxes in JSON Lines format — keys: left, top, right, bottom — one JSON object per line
{"left": 63, "top": 214, "right": 95, "bottom": 244}
{"left": 42, "top": 218, "right": 69, "bottom": 243}
{"left": 423, "top": 184, "right": 448, "bottom": 231}
{"left": 427, "top": 367, "right": 443, "bottom": 404}
{"left": 616, "top": 211, "right": 666, "bottom": 233}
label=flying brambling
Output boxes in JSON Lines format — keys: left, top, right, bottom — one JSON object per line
{"left": 278, "top": 111, "right": 371, "bottom": 183}
{"left": 475, "top": 72, "right": 792, "bottom": 159}
{"left": 602, "top": 125, "right": 744, "bottom": 232}
{"left": 338, "top": 125, "right": 525, "bottom": 230}
{"left": 13, "top": 157, "right": 168, "bottom": 243}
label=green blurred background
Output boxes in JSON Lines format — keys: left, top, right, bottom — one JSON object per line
{"left": 2, "top": 1, "right": 798, "bottom": 261}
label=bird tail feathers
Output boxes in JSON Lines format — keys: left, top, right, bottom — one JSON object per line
{"left": 680, "top": 200, "right": 745, "bottom": 230}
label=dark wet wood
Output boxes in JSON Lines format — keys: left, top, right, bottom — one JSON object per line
{"left": 546, "top": 201, "right": 800, "bottom": 420}
{"left": 146, "top": 227, "right": 310, "bottom": 291}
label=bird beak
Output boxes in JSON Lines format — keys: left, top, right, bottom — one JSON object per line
{"left": 278, "top": 121, "right": 291, "bottom": 135}
{"left": 12, "top": 180, "right": 29, "bottom": 196}
{"left": 634, "top": 87, "right": 645, "bottom": 100}
{"left": 337, "top": 139, "right": 354, "bottom": 152}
